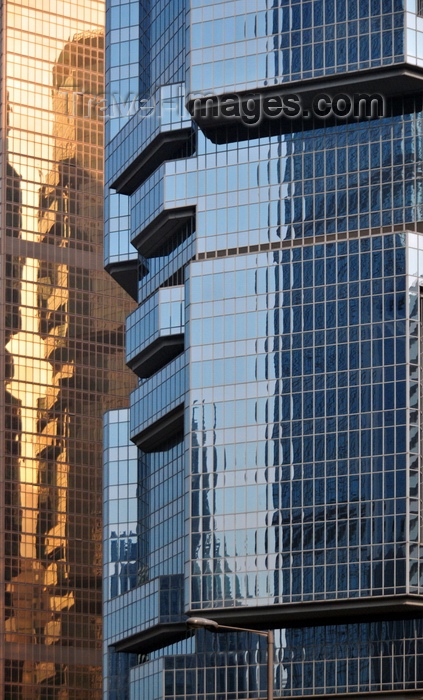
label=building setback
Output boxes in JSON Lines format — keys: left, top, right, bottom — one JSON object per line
{"left": 0, "top": 3, "right": 134, "bottom": 697}
{"left": 104, "top": 1, "right": 423, "bottom": 698}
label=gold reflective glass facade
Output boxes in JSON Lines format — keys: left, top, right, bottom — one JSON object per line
{"left": 0, "top": 1, "right": 135, "bottom": 696}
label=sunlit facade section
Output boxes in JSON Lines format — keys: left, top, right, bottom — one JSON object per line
{"left": 0, "top": 1, "right": 134, "bottom": 697}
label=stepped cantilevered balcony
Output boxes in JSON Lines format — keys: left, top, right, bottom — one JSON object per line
{"left": 130, "top": 353, "right": 186, "bottom": 452}
{"left": 126, "top": 286, "right": 184, "bottom": 379}
{"left": 108, "top": 84, "right": 195, "bottom": 196}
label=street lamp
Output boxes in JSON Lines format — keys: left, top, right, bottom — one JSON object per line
{"left": 186, "top": 617, "right": 274, "bottom": 700}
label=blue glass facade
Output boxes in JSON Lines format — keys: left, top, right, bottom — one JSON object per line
{"left": 189, "top": 0, "right": 407, "bottom": 92}
{"left": 188, "top": 237, "right": 417, "bottom": 610}
{"left": 104, "top": 1, "right": 423, "bottom": 698}
{"left": 188, "top": 0, "right": 423, "bottom": 94}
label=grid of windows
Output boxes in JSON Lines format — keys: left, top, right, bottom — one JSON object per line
{"left": 126, "top": 286, "right": 184, "bottom": 369}
{"left": 138, "top": 437, "right": 185, "bottom": 581}
{"left": 127, "top": 100, "right": 423, "bottom": 263}
{"left": 1, "top": 3, "right": 135, "bottom": 696}
{"left": 150, "top": 0, "right": 186, "bottom": 94}
{"left": 159, "top": 621, "right": 423, "bottom": 699}
{"left": 189, "top": 0, "right": 407, "bottom": 93}
{"left": 187, "top": 237, "right": 417, "bottom": 610}
{"left": 130, "top": 353, "right": 186, "bottom": 439}
{"left": 106, "top": 0, "right": 141, "bottom": 139}
{"left": 106, "top": 0, "right": 186, "bottom": 141}
{"left": 103, "top": 410, "right": 138, "bottom": 601}
{"left": 104, "top": 1, "right": 423, "bottom": 698}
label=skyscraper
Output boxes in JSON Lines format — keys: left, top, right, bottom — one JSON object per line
{"left": 0, "top": 2, "right": 134, "bottom": 696}
{"left": 104, "top": 1, "right": 423, "bottom": 698}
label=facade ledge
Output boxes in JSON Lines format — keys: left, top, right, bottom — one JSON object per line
{"left": 105, "top": 258, "right": 139, "bottom": 301}
{"left": 127, "top": 335, "right": 184, "bottom": 379}
{"left": 132, "top": 404, "right": 184, "bottom": 452}
{"left": 187, "top": 595, "right": 423, "bottom": 630}
{"left": 130, "top": 353, "right": 187, "bottom": 446}
{"left": 111, "top": 127, "right": 194, "bottom": 195}
{"left": 268, "top": 693, "right": 423, "bottom": 700}
{"left": 126, "top": 285, "right": 185, "bottom": 377}
{"left": 131, "top": 205, "right": 195, "bottom": 257}
{"left": 113, "top": 621, "right": 188, "bottom": 655}
{"left": 188, "top": 63, "right": 423, "bottom": 143}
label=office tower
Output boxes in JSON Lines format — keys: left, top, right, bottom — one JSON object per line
{"left": 104, "top": 1, "right": 423, "bottom": 698}
{"left": 0, "top": 2, "right": 134, "bottom": 697}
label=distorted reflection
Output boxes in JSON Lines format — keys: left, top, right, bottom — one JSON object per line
{"left": 3, "top": 10, "right": 134, "bottom": 695}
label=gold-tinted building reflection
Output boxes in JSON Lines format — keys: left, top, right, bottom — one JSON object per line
{"left": 1, "top": 4, "right": 134, "bottom": 696}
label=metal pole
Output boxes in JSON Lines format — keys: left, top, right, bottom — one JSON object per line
{"left": 267, "top": 629, "right": 274, "bottom": 700}
{"left": 186, "top": 618, "right": 274, "bottom": 700}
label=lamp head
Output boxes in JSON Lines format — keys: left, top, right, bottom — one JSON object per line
{"left": 186, "top": 616, "right": 220, "bottom": 631}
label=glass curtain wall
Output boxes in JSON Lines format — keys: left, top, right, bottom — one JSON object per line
{"left": 0, "top": 1, "right": 134, "bottom": 697}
